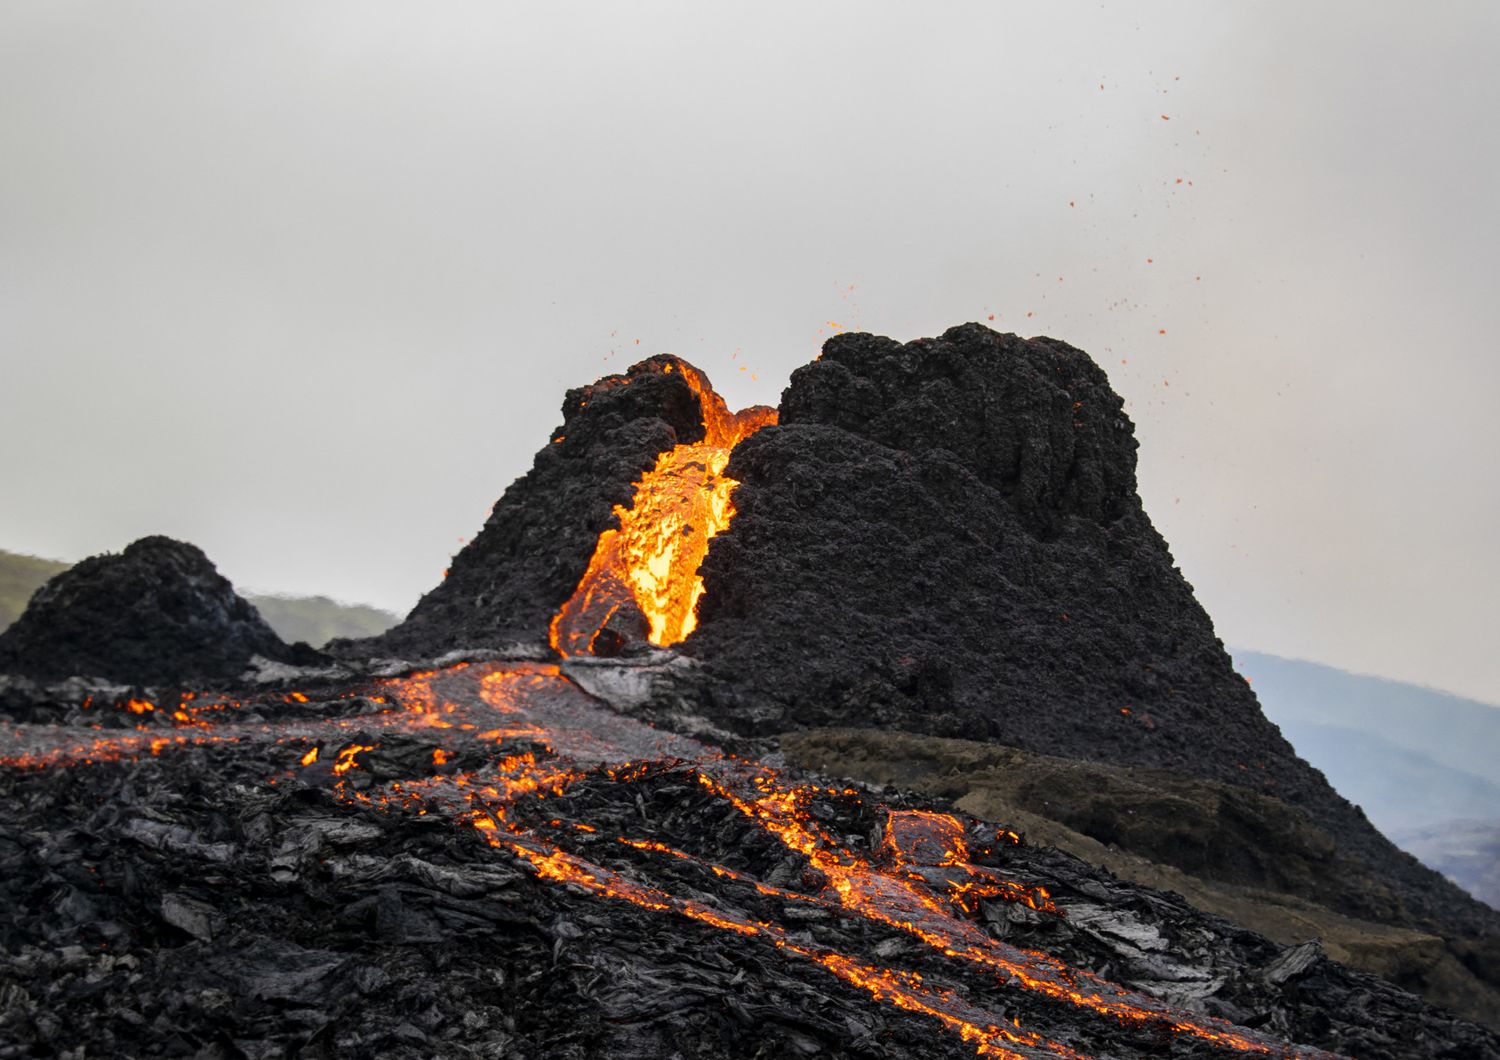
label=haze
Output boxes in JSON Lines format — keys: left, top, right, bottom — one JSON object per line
{"left": 2, "top": 3, "right": 1497, "bottom": 704}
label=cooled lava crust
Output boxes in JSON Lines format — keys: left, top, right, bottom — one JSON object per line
{"left": 3, "top": 665, "right": 1495, "bottom": 1058}
{"left": 678, "top": 326, "right": 1500, "bottom": 958}
{"left": 346, "top": 323, "right": 1498, "bottom": 989}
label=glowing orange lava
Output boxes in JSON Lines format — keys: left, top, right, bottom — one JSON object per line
{"left": 1, "top": 664, "right": 1347, "bottom": 1060}
{"left": 550, "top": 361, "right": 775, "bottom": 655}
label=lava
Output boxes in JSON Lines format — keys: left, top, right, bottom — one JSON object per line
{"left": 549, "top": 361, "right": 776, "bottom": 656}
{"left": 0, "top": 662, "right": 1347, "bottom": 1059}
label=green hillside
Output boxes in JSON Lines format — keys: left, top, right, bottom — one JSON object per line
{"left": 246, "top": 593, "right": 398, "bottom": 647}
{"left": 0, "top": 550, "right": 69, "bottom": 630}
{"left": 0, "top": 547, "right": 398, "bottom": 648}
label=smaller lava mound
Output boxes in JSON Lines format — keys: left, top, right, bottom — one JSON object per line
{"left": 0, "top": 536, "right": 310, "bottom": 686}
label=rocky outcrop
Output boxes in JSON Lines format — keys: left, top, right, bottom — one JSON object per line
{"left": 688, "top": 324, "right": 1288, "bottom": 789}
{"left": 333, "top": 356, "right": 711, "bottom": 660}
{"left": 0, "top": 536, "right": 309, "bottom": 687}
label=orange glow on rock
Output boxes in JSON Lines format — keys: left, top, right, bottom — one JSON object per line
{"left": 332, "top": 743, "right": 375, "bottom": 776}
{"left": 4, "top": 662, "right": 1344, "bottom": 1059}
{"left": 550, "top": 362, "right": 775, "bottom": 655}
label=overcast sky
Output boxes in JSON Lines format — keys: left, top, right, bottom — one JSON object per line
{"left": 3, "top": 3, "right": 1497, "bottom": 704}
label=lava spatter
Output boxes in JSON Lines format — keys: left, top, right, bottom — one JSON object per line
{"left": 550, "top": 361, "right": 775, "bottom": 656}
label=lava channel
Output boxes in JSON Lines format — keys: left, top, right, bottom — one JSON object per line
{"left": 1, "top": 664, "right": 1349, "bottom": 1060}
{"left": 549, "top": 360, "right": 775, "bottom": 656}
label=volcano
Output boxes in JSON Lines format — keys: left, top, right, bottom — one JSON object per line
{"left": 3, "top": 325, "right": 1497, "bottom": 1059}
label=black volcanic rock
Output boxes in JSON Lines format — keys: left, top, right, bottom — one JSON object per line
{"left": 670, "top": 323, "right": 1500, "bottom": 997}
{"left": 335, "top": 355, "right": 710, "bottom": 660}
{"left": 326, "top": 324, "right": 1500, "bottom": 1015}
{"left": 2, "top": 666, "right": 1496, "bottom": 1059}
{"left": 689, "top": 323, "right": 1297, "bottom": 787}
{"left": 0, "top": 536, "right": 308, "bottom": 686}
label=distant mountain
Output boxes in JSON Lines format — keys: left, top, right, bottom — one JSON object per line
{"left": 1270, "top": 719, "right": 1500, "bottom": 835}
{"left": 243, "top": 594, "right": 399, "bottom": 648}
{"left": 0, "top": 547, "right": 397, "bottom": 649}
{"left": 1234, "top": 650, "right": 1500, "bottom": 911}
{"left": 1394, "top": 820, "right": 1500, "bottom": 912}
{"left": 1233, "top": 650, "right": 1500, "bottom": 785}
{"left": 0, "top": 551, "right": 68, "bottom": 630}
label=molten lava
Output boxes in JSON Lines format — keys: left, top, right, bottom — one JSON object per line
{"left": 0, "top": 664, "right": 1348, "bottom": 1059}
{"left": 550, "top": 361, "right": 775, "bottom": 656}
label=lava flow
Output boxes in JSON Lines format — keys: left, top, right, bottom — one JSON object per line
{"left": 549, "top": 361, "right": 776, "bottom": 655}
{"left": 0, "top": 664, "right": 1349, "bottom": 1058}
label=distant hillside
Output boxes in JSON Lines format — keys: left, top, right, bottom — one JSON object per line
{"left": 0, "top": 547, "right": 398, "bottom": 648}
{"left": 1235, "top": 649, "right": 1500, "bottom": 910}
{"left": 0, "top": 551, "right": 69, "bottom": 630}
{"left": 1272, "top": 719, "right": 1500, "bottom": 834}
{"left": 245, "top": 593, "right": 398, "bottom": 647}
{"left": 1233, "top": 650, "right": 1500, "bottom": 785}
{"left": 1393, "top": 820, "right": 1500, "bottom": 912}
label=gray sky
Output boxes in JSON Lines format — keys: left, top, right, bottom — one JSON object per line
{"left": 3, "top": 2, "right": 1497, "bottom": 704}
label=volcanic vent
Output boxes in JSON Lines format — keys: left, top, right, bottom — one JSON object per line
{"left": 549, "top": 361, "right": 775, "bottom": 657}
{"left": 344, "top": 356, "right": 773, "bottom": 661}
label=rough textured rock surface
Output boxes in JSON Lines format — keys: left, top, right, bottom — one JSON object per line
{"left": 0, "top": 536, "right": 306, "bottom": 686}
{"left": 689, "top": 324, "right": 1286, "bottom": 784}
{"left": 2, "top": 668, "right": 1496, "bottom": 1059}
{"left": 780, "top": 727, "right": 1500, "bottom": 1027}
{"left": 319, "top": 324, "right": 1500, "bottom": 1022}
{"left": 594, "top": 323, "right": 1496, "bottom": 1012}
{"left": 333, "top": 356, "right": 708, "bottom": 660}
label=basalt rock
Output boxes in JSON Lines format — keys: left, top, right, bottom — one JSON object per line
{"left": 0, "top": 536, "right": 313, "bottom": 687}
{"left": 2, "top": 666, "right": 1496, "bottom": 1059}
{"left": 332, "top": 355, "right": 709, "bottom": 660}
{"left": 690, "top": 324, "right": 1275, "bottom": 786}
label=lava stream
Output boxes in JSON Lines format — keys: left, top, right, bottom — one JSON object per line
{"left": 0, "top": 663, "right": 1347, "bottom": 1060}
{"left": 549, "top": 360, "right": 775, "bottom": 655}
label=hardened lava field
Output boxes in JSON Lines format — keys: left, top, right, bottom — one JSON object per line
{"left": 3, "top": 663, "right": 1490, "bottom": 1059}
